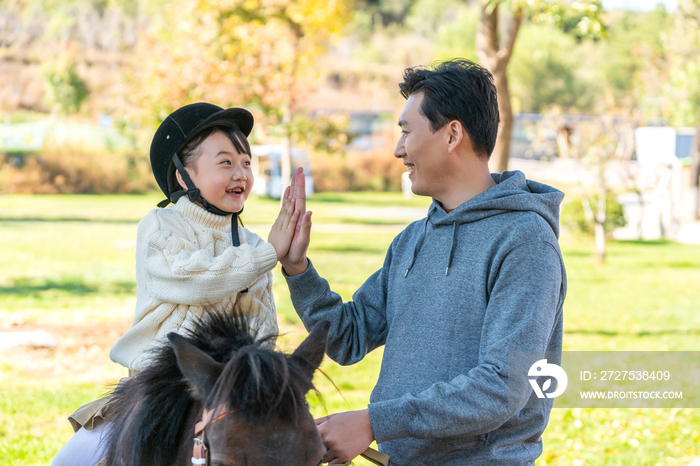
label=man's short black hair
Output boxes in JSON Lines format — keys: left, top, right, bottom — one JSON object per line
{"left": 399, "top": 58, "right": 499, "bottom": 158}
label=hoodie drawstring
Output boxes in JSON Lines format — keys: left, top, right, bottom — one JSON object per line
{"left": 446, "top": 221, "right": 460, "bottom": 276}
{"left": 404, "top": 218, "right": 429, "bottom": 277}
{"left": 404, "top": 219, "right": 461, "bottom": 278}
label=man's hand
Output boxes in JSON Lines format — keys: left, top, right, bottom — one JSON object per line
{"left": 315, "top": 409, "right": 374, "bottom": 464}
{"left": 281, "top": 167, "right": 311, "bottom": 276}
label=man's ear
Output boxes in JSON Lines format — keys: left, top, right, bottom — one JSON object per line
{"left": 175, "top": 169, "right": 188, "bottom": 190}
{"left": 446, "top": 120, "right": 465, "bottom": 153}
{"left": 290, "top": 320, "right": 330, "bottom": 380}
{"left": 168, "top": 332, "right": 223, "bottom": 400}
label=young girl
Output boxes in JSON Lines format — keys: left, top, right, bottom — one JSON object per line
{"left": 53, "top": 102, "right": 301, "bottom": 466}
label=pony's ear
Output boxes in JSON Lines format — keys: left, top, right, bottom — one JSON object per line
{"left": 168, "top": 332, "right": 224, "bottom": 399}
{"left": 290, "top": 320, "right": 330, "bottom": 379}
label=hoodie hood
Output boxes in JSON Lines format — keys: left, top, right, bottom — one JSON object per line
{"left": 428, "top": 170, "right": 564, "bottom": 237}
{"left": 405, "top": 170, "right": 564, "bottom": 277}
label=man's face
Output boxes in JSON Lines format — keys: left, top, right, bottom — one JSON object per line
{"left": 394, "top": 93, "right": 450, "bottom": 198}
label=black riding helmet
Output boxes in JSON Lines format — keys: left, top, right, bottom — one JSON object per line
{"left": 150, "top": 102, "right": 254, "bottom": 247}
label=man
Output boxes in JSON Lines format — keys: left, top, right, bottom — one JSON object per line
{"left": 280, "top": 58, "right": 567, "bottom": 465}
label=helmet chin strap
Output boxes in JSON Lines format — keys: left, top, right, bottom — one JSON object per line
{"left": 170, "top": 153, "right": 242, "bottom": 247}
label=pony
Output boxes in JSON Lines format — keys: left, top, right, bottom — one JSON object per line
{"left": 102, "top": 310, "right": 330, "bottom": 466}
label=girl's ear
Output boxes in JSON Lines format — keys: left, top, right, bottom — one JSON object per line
{"left": 175, "top": 169, "right": 187, "bottom": 190}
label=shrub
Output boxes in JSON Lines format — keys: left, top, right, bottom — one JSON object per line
{"left": 0, "top": 145, "right": 154, "bottom": 194}
{"left": 561, "top": 193, "right": 626, "bottom": 236}
{"left": 310, "top": 148, "right": 405, "bottom": 192}
{"left": 41, "top": 59, "right": 90, "bottom": 115}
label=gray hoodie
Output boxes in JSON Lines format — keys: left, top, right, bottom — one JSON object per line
{"left": 285, "top": 171, "right": 567, "bottom": 465}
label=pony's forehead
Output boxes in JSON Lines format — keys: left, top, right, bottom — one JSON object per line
{"left": 208, "top": 349, "right": 314, "bottom": 421}
{"left": 207, "top": 412, "right": 324, "bottom": 458}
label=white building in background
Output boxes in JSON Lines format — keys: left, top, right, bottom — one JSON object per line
{"left": 250, "top": 145, "right": 314, "bottom": 199}
{"left": 613, "top": 127, "right": 686, "bottom": 241}
{"left": 508, "top": 119, "right": 698, "bottom": 243}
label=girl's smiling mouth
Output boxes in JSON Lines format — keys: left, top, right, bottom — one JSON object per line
{"left": 226, "top": 186, "right": 245, "bottom": 195}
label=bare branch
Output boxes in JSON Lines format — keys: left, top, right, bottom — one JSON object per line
{"left": 476, "top": 0, "right": 500, "bottom": 69}
{"left": 678, "top": 0, "right": 700, "bottom": 27}
{"left": 497, "top": 7, "right": 523, "bottom": 67}
{"left": 578, "top": 183, "right": 597, "bottom": 224}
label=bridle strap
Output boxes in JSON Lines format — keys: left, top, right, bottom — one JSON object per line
{"left": 192, "top": 405, "right": 231, "bottom": 466}
{"left": 339, "top": 447, "right": 390, "bottom": 466}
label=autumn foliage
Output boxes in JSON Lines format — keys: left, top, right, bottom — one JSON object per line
{"left": 127, "top": 0, "right": 353, "bottom": 137}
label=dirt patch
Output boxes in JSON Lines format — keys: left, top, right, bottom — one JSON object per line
{"left": 0, "top": 320, "right": 131, "bottom": 378}
{"left": 0, "top": 320, "right": 309, "bottom": 379}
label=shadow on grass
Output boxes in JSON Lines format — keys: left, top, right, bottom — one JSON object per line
{"left": 565, "top": 328, "right": 698, "bottom": 337}
{"left": 2, "top": 278, "right": 135, "bottom": 296}
{"left": 561, "top": 250, "right": 594, "bottom": 258}
{"left": 615, "top": 239, "right": 672, "bottom": 246}
{"left": 308, "top": 194, "right": 347, "bottom": 204}
{"left": 310, "top": 245, "right": 388, "bottom": 254}
{"left": 307, "top": 192, "right": 430, "bottom": 208}
{"left": 254, "top": 193, "right": 351, "bottom": 204}
{"left": 0, "top": 218, "right": 138, "bottom": 224}
{"left": 334, "top": 218, "right": 414, "bottom": 226}
{"left": 639, "top": 261, "right": 699, "bottom": 269}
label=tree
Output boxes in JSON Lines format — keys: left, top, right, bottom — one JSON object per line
{"left": 354, "top": 0, "right": 419, "bottom": 28}
{"left": 475, "top": 0, "right": 605, "bottom": 173}
{"left": 596, "top": 6, "right": 671, "bottom": 115}
{"left": 663, "top": 0, "right": 700, "bottom": 220}
{"left": 508, "top": 23, "right": 598, "bottom": 114}
{"left": 126, "top": 0, "right": 353, "bottom": 186}
{"left": 41, "top": 55, "right": 90, "bottom": 115}
{"left": 565, "top": 117, "right": 634, "bottom": 263}
{"left": 1, "top": 0, "right": 144, "bottom": 115}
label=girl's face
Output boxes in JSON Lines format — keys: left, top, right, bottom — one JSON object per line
{"left": 178, "top": 130, "right": 254, "bottom": 213}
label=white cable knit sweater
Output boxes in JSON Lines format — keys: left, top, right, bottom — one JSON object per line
{"left": 110, "top": 197, "right": 279, "bottom": 372}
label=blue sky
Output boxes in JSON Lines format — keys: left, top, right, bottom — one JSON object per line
{"left": 602, "top": 0, "right": 677, "bottom": 11}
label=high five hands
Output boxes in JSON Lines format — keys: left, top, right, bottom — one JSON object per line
{"left": 280, "top": 167, "right": 312, "bottom": 276}
{"left": 279, "top": 169, "right": 375, "bottom": 464}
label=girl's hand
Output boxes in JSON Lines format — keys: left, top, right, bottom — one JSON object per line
{"left": 268, "top": 196, "right": 300, "bottom": 260}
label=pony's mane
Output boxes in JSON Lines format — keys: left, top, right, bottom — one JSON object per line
{"left": 103, "top": 310, "right": 315, "bottom": 466}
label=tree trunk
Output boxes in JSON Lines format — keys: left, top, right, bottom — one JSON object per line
{"left": 635, "top": 189, "right": 644, "bottom": 237}
{"left": 476, "top": 1, "right": 522, "bottom": 174}
{"left": 594, "top": 222, "right": 606, "bottom": 264}
{"left": 281, "top": 133, "right": 292, "bottom": 196}
{"left": 595, "top": 191, "right": 607, "bottom": 264}
{"left": 689, "top": 124, "right": 700, "bottom": 220}
{"left": 492, "top": 70, "right": 513, "bottom": 173}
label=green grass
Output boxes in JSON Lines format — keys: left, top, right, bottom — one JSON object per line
{"left": 0, "top": 193, "right": 699, "bottom": 465}
{"left": 0, "top": 382, "right": 111, "bottom": 466}
{"left": 561, "top": 238, "right": 700, "bottom": 351}
{"left": 0, "top": 191, "right": 432, "bottom": 224}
